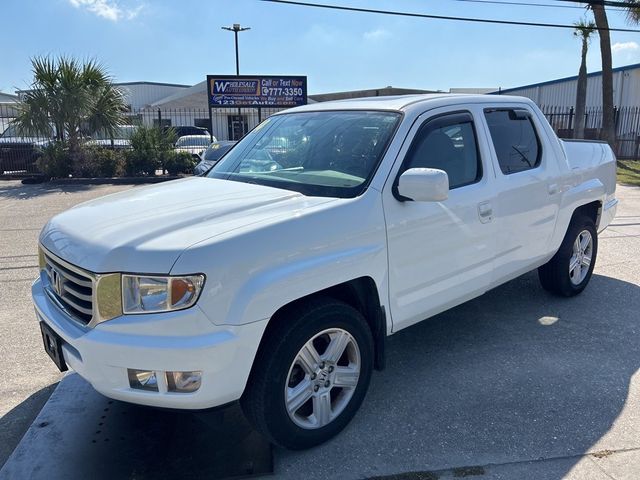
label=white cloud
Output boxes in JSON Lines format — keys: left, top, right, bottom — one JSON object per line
{"left": 363, "top": 28, "right": 391, "bottom": 41}
{"left": 612, "top": 41, "right": 640, "bottom": 53}
{"left": 305, "top": 25, "right": 341, "bottom": 45}
{"left": 611, "top": 41, "right": 640, "bottom": 64}
{"left": 68, "top": 0, "right": 142, "bottom": 21}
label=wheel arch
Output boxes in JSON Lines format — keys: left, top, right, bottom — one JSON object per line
{"left": 571, "top": 200, "right": 602, "bottom": 228}
{"left": 549, "top": 179, "right": 605, "bottom": 254}
{"left": 251, "top": 277, "right": 387, "bottom": 375}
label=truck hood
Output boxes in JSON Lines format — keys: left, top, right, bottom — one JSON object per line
{"left": 40, "top": 177, "right": 337, "bottom": 273}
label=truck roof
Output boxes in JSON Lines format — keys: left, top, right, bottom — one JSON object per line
{"left": 284, "top": 94, "right": 534, "bottom": 114}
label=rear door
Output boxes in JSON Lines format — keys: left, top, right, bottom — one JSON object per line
{"left": 480, "top": 105, "right": 562, "bottom": 286}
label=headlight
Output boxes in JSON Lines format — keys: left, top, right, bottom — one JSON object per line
{"left": 122, "top": 274, "right": 205, "bottom": 314}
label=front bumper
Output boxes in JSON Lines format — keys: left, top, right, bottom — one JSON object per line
{"left": 32, "top": 277, "right": 268, "bottom": 409}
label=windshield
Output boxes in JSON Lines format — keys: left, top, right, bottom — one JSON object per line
{"left": 93, "top": 125, "right": 138, "bottom": 140}
{"left": 1, "top": 124, "right": 54, "bottom": 138}
{"left": 204, "top": 142, "right": 235, "bottom": 161}
{"left": 208, "top": 110, "right": 400, "bottom": 198}
{"left": 176, "top": 136, "right": 211, "bottom": 148}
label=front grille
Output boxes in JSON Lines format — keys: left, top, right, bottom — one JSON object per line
{"left": 43, "top": 250, "right": 94, "bottom": 325}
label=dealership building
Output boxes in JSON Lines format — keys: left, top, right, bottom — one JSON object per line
{"left": 12, "top": 62, "right": 640, "bottom": 143}
{"left": 109, "top": 80, "right": 437, "bottom": 141}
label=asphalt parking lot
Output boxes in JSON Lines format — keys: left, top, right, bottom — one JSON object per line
{"left": 0, "top": 180, "right": 133, "bottom": 465}
{"left": 1, "top": 179, "right": 639, "bottom": 479}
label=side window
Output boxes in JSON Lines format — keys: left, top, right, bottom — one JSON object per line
{"left": 484, "top": 109, "right": 541, "bottom": 175}
{"left": 402, "top": 112, "right": 482, "bottom": 189}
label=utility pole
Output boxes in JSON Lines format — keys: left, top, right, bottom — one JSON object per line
{"left": 222, "top": 23, "right": 250, "bottom": 139}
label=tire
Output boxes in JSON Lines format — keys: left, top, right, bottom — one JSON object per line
{"left": 241, "top": 297, "right": 374, "bottom": 450}
{"left": 538, "top": 215, "right": 598, "bottom": 297}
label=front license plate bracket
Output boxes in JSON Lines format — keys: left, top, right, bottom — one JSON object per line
{"left": 40, "top": 322, "right": 68, "bottom": 372}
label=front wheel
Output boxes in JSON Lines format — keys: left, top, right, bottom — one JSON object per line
{"left": 538, "top": 215, "right": 598, "bottom": 297}
{"left": 241, "top": 298, "right": 374, "bottom": 450}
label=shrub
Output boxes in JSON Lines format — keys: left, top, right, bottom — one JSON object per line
{"left": 36, "top": 142, "right": 73, "bottom": 178}
{"left": 163, "top": 151, "right": 196, "bottom": 175}
{"left": 75, "top": 146, "right": 126, "bottom": 178}
{"left": 126, "top": 125, "right": 176, "bottom": 176}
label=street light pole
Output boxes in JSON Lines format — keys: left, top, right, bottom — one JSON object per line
{"left": 222, "top": 24, "right": 250, "bottom": 75}
{"left": 234, "top": 29, "right": 240, "bottom": 76}
{"left": 222, "top": 24, "right": 251, "bottom": 138}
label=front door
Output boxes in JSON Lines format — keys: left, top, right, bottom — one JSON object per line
{"left": 383, "top": 107, "right": 497, "bottom": 331}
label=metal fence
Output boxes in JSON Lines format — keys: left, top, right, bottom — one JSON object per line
{"left": 541, "top": 105, "right": 640, "bottom": 159}
{"left": 2, "top": 102, "right": 639, "bottom": 177}
{"left": 0, "top": 104, "right": 286, "bottom": 176}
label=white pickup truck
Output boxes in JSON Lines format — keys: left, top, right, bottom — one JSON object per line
{"left": 33, "top": 94, "right": 618, "bottom": 449}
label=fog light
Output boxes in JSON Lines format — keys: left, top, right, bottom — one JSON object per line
{"left": 166, "top": 371, "right": 202, "bottom": 393}
{"left": 128, "top": 369, "right": 158, "bottom": 392}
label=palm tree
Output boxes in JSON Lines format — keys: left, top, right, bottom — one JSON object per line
{"left": 573, "top": 19, "right": 597, "bottom": 139}
{"left": 589, "top": 1, "right": 640, "bottom": 147}
{"left": 14, "top": 56, "right": 126, "bottom": 158}
{"left": 590, "top": 4, "right": 615, "bottom": 146}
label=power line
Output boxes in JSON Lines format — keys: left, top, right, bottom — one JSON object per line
{"left": 553, "top": 0, "right": 640, "bottom": 8}
{"left": 260, "top": 0, "right": 640, "bottom": 32}
{"left": 451, "top": 0, "right": 586, "bottom": 10}
{"left": 451, "top": 0, "right": 626, "bottom": 11}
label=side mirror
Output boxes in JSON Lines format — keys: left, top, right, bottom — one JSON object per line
{"left": 397, "top": 168, "right": 449, "bottom": 202}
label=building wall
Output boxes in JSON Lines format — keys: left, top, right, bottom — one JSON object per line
{"left": 309, "top": 86, "right": 437, "bottom": 102}
{"left": 118, "top": 82, "right": 190, "bottom": 109}
{"left": 152, "top": 90, "right": 208, "bottom": 110}
{"left": 497, "top": 66, "right": 640, "bottom": 109}
{"left": 0, "top": 92, "right": 18, "bottom": 103}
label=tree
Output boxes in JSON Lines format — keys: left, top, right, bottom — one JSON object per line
{"left": 573, "top": 19, "right": 597, "bottom": 139}
{"left": 589, "top": 1, "right": 640, "bottom": 147}
{"left": 14, "top": 56, "right": 126, "bottom": 166}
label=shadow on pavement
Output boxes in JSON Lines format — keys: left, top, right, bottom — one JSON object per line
{"left": 0, "top": 181, "right": 94, "bottom": 201}
{"left": 275, "top": 271, "right": 640, "bottom": 478}
{"left": 0, "top": 376, "right": 272, "bottom": 480}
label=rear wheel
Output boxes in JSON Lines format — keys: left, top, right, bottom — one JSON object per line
{"left": 241, "top": 297, "right": 374, "bottom": 450}
{"left": 538, "top": 215, "right": 598, "bottom": 296}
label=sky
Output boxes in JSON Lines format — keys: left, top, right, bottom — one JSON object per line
{"left": 2, "top": 0, "right": 640, "bottom": 95}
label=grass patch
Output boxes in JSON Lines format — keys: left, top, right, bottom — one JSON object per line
{"left": 617, "top": 160, "right": 640, "bottom": 186}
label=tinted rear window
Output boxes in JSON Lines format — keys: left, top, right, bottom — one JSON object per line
{"left": 484, "top": 109, "right": 541, "bottom": 175}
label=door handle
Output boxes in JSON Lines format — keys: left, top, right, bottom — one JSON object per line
{"left": 478, "top": 201, "right": 493, "bottom": 223}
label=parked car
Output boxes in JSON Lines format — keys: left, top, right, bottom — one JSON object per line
{"left": 33, "top": 95, "right": 617, "bottom": 450}
{"left": 0, "top": 125, "right": 54, "bottom": 174}
{"left": 174, "top": 134, "right": 216, "bottom": 159}
{"left": 85, "top": 125, "right": 138, "bottom": 150}
{"left": 193, "top": 141, "right": 236, "bottom": 175}
{"left": 166, "top": 125, "right": 211, "bottom": 140}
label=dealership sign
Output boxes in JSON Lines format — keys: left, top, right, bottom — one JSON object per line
{"left": 207, "top": 75, "right": 307, "bottom": 108}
